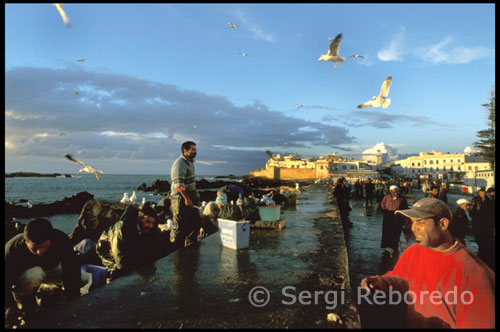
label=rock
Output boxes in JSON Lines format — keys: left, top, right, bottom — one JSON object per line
{"left": 137, "top": 183, "right": 147, "bottom": 191}
{"left": 151, "top": 180, "right": 170, "bottom": 193}
{"left": 4, "top": 191, "right": 94, "bottom": 221}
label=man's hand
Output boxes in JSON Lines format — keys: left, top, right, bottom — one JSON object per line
{"left": 5, "top": 306, "right": 20, "bottom": 328}
{"left": 360, "top": 276, "right": 388, "bottom": 294}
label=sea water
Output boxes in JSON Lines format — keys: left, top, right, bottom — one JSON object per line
{"left": 5, "top": 174, "right": 226, "bottom": 233}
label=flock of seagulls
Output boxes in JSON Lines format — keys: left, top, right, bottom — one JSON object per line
{"left": 317, "top": 32, "right": 392, "bottom": 109}
{"left": 120, "top": 191, "right": 147, "bottom": 205}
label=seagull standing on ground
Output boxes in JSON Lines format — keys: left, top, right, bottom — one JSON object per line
{"left": 120, "top": 193, "right": 129, "bottom": 204}
{"left": 318, "top": 33, "right": 345, "bottom": 69}
{"left": 357, "top": 75, "right": 393, "bottom": 109}
{"left": 129, "top": 191, "right": 137, "bottom": 205}
{"left": 64, "top": 154, "right": 104, "bottom": 180}
{"left": 52, "top": 3, "right": 71, "bottom": 29}
{"left": 141, "top": 197, "right": 146, "bottom": 205}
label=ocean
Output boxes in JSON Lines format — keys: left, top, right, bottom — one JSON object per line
{"left": 5, "top": 174, "right": 229, "bottom": 233}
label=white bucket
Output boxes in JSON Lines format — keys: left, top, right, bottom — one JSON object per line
{"left": 217, "top": 219, "right": 250, "bottom": 250}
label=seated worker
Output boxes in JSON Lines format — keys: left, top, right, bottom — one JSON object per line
{"left": 96, "top": 202, "right": 168, "bottom": 281}
{"left": 202, "top": 193, "right": 228, "bottom": 223}
{"left": 359, "top": 198, "right": 495, "bottom": 328}
{"left": 5, "top": 218, "right": 82, "bottom": 328}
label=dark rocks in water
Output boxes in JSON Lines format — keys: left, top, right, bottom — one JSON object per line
{"left": 5, "top": 172, "right": 72, "bottom": 178}
{"left": 137, "top": 179, "right": 171, "bottom": 193}
{"left": 5, "top": 191, "right": 94, "bottom": 221}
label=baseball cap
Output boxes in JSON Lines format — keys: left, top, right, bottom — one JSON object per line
{"left": 395, "top": 198, "right": 452, "bottom": 220}
{"left": 456, "top": 198, "right": 471, "bottom": 205}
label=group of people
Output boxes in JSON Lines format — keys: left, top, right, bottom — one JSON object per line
{"left": 337, "top": 177, "right": 495, "bottom": 328}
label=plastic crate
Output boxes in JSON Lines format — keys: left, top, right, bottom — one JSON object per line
{"left": 217, "top": 219, "right": 250, "bottom": 250}
{"left": 258, "top": 206, "right": 281, "bottom": 221}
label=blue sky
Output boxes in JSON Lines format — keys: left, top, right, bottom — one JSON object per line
{"left": 5, "top": 4, "right": 495, "bottom": 175}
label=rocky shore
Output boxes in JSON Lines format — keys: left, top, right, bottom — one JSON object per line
{"left": 5, "top": 172, "right": 72, "bottom": 178}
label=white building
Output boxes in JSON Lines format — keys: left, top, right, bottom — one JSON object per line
{"left": 393, "top": 151, "right": 491, "bottom": 181}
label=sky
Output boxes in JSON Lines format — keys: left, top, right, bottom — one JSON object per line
{"left": 5, "top": 3, "right": 495, "bottom": 175}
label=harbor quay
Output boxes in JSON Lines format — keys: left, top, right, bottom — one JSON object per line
{"left": 24, "top": 184, "right": 491, "bottom": 329}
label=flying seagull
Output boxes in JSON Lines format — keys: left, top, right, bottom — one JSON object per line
{"left": 238, "top": 51, "right": 250, "bottom": 57}
{"left": 349, "top": 54, "right": 364, "bottom": 59}
{"left": 318, "top": 33, "right": 345, "bottom": 69}
{"left": 52, "top": 3, "right": 71, "bottom": 29}
{"left": 76, "top": 59, "right": 86, "bottom": 62}
{"left": 265, "top": 150, "right": 277, "bottom": 161}
{"left": 64, "top": 154, "right": 103, "bottom": 180}
{"left": 228, "top": 22, "right": 238, "bottom": 28}
{"left": 295, "top": 104, "right": 304, "bottom": 108}
{"left": 357, "top": 75, "right": 393, "bottom": 109}
{"left": 74, "top": 91, "right": 80, "bottom": 95}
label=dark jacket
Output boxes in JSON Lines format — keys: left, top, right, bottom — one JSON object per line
{"left": 450, "top": 207, "right": 469, "bottom": 243}
{"left": 5, "top": 230, "right": 81, "bottom": 308}
{"left": 97, "top": 206, "right": 165, "bottom": 278}
{"left": 437, "top": 188, "right": 448, "bottom": 204}
{"left": 469, "top": 195, "right": 495, "bottom": 235}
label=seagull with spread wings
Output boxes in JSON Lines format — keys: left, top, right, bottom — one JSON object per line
{"left": 65, "top": 154, "right": 103, "bottom": 180}
{"left": 52, "top": 3, "right": 71, "bottom": 29}
{"left": 295, "top": 104, "right": 304, "bottom": 108}
{"left": 357, "top": 76, "right": 393, "bottom": 109}
{"left": 349, "top": 54, "right": 364, "bottom": 59}
{"left": 228, "top": 22, "right": 238, "bottom": 28}
{"left": 318, "top": 33, "right": 345, "bottom": 69}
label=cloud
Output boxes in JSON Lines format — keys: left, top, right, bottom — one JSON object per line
{"left": 377, "top": 27, "right": 406, "bottom": 62}
{"left": 5, "top": 66, "right": 355, "bottom": 174}
{"left": 343, "top": 111, "right": 450, "bottom": 129}
{"left": 232, "top": 8, "right": 275, "bottom": 42}
{"left": 418, "top": 36, "right": 493, "bottom": 64}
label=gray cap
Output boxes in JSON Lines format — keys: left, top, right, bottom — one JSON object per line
{"left": 395, "top": 197, "right": 452, "bottom": 221}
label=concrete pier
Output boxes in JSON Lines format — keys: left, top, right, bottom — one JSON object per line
{"left": 23, "top": 184, "right": 492, "bottom": 329}
{"left": 25, "top": 184, "right": 360, "bottom": 329}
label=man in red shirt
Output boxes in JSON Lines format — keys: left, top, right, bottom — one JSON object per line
{"left": 359, "top": 198, "right": 495, "bottom": 328}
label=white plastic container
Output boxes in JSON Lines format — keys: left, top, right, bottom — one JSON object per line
{"left": 217, "top": 219, "right": 250, "bottom": 250}
{"left": 258, "top": 205, "right": 281, "bottom": 221}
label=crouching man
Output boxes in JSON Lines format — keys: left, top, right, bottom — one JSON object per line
{"left": 359, "top": 198, "right": 495, "bottom": 328}
{"left": 96, "top": 203, "right": 167, "bottom": 281}
{"left": 5, "top": 218, "right": 82, "bottom": 328}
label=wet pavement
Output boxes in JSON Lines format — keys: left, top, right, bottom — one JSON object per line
{"left": 25, "top": 183, "right": 360, "bottom": 329}
{"left": 22, "top": 185, "right": 493, "bottom": 329}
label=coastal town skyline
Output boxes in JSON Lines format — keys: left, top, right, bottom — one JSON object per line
{"left": 5, "top": 4, "right": 495, "bottom": 175}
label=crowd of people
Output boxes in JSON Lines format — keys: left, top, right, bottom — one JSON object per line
{"left": 330, "top": 175, "right": 495, "bottom": 328}
{"left": 5, "top": 141, "right": 299, "bottom": 328}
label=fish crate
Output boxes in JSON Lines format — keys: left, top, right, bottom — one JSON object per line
{"left": 217, "top": 219, "right": 251, "bottom": 250}
{"left": 251, "top": 218, "right": 286, "bottom": 230}
{"left": 258, "top": 205, "right": 281, "bottom": 221}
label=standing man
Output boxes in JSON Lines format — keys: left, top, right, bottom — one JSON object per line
{"left": 451, "top": 198, "right": 471, "bottom": 245}
{"left": 364, "top": 178, "right": 375, "bottom": 207}
{"left": 380, "top": 185, "right": 408, "bottom": 256}
{"left": 170, "top": 141, "right": 201, "bottom": 248}
{"left": 469, "top": 187, "right": 495, "bottom": 268}
{"left": 437, "top": 182, "right": 448, "bottom": 204}
{"left": 333, "top": 177, "right": 353, "bottom": 227}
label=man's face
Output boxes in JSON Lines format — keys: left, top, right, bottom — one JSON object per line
{"left": 479, "top": 191, "right": 486, "bottom": 199}
{"left": 139, "top": 214, "right": 157, "bottom": 234}
{"left": 459, "top": 203, "right": 471, "bottom": 211}
{"left": 390, "top": 189, "right": 398, "bottom": 196}
{"left": 411, "top": 217, "right": 444, "bottom": 248}
{"left": 183, "top": 145, "right": 197, "bottom": 160}
{"left": 430, "top": 188, "right": 439, "bottom": 196}
{"left": 26, "top": 239, "right": 52, "bottom": 256}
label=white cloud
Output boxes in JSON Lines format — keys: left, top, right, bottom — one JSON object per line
{"left": 377, "top": 27, "right": 406, "bottom": 62}
{"left": 418, "top": 37, "right": 493, "bottom": 64}
{"left": 232, "top": 9, "right": 275, "bottom": 43}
